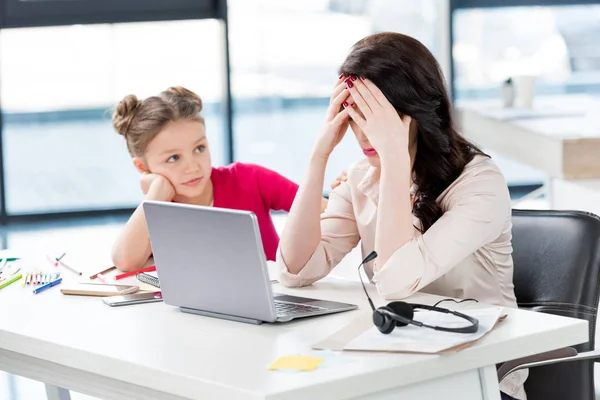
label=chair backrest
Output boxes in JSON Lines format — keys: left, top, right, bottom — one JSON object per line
{"left": 512, "top": 209, "right": 600, "bottom": 400}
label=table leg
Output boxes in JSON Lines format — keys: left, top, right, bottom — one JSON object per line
{"left": 479, "top": 365, "right": 502, "bottom": 400}
{"left": 45, "top": 383, "right": 71, "bottom": 400}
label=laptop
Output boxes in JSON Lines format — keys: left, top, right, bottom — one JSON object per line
{"left": 142, "top": 200, "right": 357, "bottom": 324}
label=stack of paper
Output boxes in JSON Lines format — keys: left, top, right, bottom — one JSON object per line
{"left": 314, "top": 306, "right": 505, "bottom": 354}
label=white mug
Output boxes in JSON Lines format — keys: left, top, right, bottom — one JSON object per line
{"left": 514, "top": 75, "right": 536, "bottom": 108}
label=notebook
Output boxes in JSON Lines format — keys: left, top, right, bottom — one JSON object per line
{"left": 137, "top": 271, "right": 160, "bottom": 288}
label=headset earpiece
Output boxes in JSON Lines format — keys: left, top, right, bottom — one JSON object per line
{"left": 373, "top": 307, "right": 396, "bottom": 334}
{"left": 386, "top": 301, "right": 414, "bottom": 327}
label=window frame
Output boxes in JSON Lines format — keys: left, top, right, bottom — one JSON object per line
{"left": 0, "top": 0, "right": 232, "bottom": 223}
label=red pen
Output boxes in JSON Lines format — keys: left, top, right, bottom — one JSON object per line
{"left": 114, "top": 266, "right": 156, "bottom": 280}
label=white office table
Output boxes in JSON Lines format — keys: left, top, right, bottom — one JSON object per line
{"left": 456, "top": 94, "right": 600, "bottom": 209}
{"left": 456, "top": 94, "right": 600, "bottom": 180}
{"left": 0, "top": 266, "right": 589, "bottom": 400}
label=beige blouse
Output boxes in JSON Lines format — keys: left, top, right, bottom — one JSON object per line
{"left": 276, "top": 155, "right": 527, "bottom": 399}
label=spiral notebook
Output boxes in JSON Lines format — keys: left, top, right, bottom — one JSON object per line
{"left": 136, "top": 271, "right": 160, "bottom": 288}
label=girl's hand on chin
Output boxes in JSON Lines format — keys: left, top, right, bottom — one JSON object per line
{"left": 141, "top": 173, "right": 175, "bottom": 201}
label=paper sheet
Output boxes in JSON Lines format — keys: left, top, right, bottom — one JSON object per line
{"left": 344, "top": 307, "right": 504, "bottom": 354}
{"left": 266, "top": 261, "right": 279, "bottom": 283}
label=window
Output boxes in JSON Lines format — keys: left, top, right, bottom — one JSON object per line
{"left": 228, "top": 0, "right": 446, "bottom": 190}
{"left": 451, "top": 3, "right": 600, "bottom": 187}
{"left": 453, "top": 4, "right": 600, "bottom": 100}
{"left": 1, "top": 0, "right": 219, "bottom": 28}
{"left": 0, "top": 20, "right": 226, "bottom": 214}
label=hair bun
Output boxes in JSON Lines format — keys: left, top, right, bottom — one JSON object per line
{"left": 165, "top": 86, "right": 203, "bottom": 111}
{"left": 112, "top": 94, "right": 142, "bottom": 136}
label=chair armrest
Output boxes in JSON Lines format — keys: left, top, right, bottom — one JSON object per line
{"left": 498, "top": 347, "right": 577, "bottom": 382}
{"left": 498, "top": 347, "right": 600, "bottom": 382}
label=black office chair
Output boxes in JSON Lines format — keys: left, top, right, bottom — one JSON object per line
{"left": 498, "top": 209, "right": 600, "bottom": 400}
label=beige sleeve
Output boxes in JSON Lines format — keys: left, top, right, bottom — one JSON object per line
{"left": 276, "top": 182, "right": 360, "bottom": 287}
{"left": 373, "top": 168, "right": 511, "bottom": 299}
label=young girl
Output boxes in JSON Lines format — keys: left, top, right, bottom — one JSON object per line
{"left": 111, "top": 86, "right": 325, "bottom": 272}
{"left": 276, "top": 33, "right": 524, "bottom": 400}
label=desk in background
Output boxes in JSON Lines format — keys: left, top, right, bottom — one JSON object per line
{"left": 0, "top": 257, "right": 589, "bottom": 400}
{"left": 456, "top": 94, "right": 600, "bottom": 210}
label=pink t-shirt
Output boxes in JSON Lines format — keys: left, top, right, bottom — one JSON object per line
{"left": 211, "top": 162, "right": 299, "bottom": 261}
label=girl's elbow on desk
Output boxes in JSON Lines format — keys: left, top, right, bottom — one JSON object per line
{"left": 111, "top": 253, "right": 144, "bottom": 273}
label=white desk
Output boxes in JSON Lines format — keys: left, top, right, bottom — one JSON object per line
{"left": 456, "top": 94, "right": 600, "bottom": 210}
{"left": 456, "top": 94, "right": 600, "bottom": 180}
{"left": 0, "top": 260, "right": 589, "bottom": 400}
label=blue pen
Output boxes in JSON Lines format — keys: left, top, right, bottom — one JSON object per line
{"left": 33, "top": 277, "right": 62, "bottom": 294}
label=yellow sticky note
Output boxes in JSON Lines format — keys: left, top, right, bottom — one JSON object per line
{"left": 268, "top": 355, "right": 324, "bottom": 371}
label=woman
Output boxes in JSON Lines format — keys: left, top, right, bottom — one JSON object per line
{"left": 276, "top": 33, "right": 525, "bottom": 400}
{"left": 111, "top": 86, "right": 326, "bottom": 272}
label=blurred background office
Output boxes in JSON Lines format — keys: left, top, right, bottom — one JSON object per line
{"left": 1, "top": 0, "right": 600, "bottom": 399}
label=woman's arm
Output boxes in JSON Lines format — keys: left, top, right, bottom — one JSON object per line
{"left": 278, "top": 76, "right": 354, "bottom": 275}
{"left": 279, "top": 155, "right": 330, "bottom": 273}
{"left": 111, "top": 175, "right": 174, "bottom": 272}
{"left": 375, "top": 155, "right": 413, "bottom": 269}
{"left": 278, "top": 174, "right": 360, "bottom": 287}
{"left": 372, "top": 167, "right": 511, "bottom": 299}
{"left": 343, "top": 77, "right": 414, "bottom": 269}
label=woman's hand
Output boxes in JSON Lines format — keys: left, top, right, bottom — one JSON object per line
{"left": 141, "top": 173, "right": 175, "bottom": 201}
{"left": 343, "top": 76, "right": 411, "bottom": 161}
{"left": 330, "top": 170, "right": 348, "bottom": 190}
{"left": 311, "top": 75, "right": 351, "bottom": 160}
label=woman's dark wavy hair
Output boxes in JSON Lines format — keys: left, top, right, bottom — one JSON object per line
{"left": 339, "top": 32, "right": 487, "bottom": 233}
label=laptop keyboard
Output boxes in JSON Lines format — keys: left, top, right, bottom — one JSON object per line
{"left": 275, "top": 301, "right": 325, "bottom": 316}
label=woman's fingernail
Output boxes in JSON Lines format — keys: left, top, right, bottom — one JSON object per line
{"left": 339, "top": 73, "right": 344, "bottom": 79}
{"left": 360, "top": 76, "right": 365, "bottom": 81}
{"left": 342, "top": 101, "right": 349, "bottom": 108}
{"left": 345, "top": 80, "right": 354, "bottom": 88}
{"left": 350, "top": 75, "right": 357, "bottom": 81}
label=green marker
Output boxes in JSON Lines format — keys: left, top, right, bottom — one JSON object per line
{"left": 0, "top": 273, "right": 22, "bottom": 290}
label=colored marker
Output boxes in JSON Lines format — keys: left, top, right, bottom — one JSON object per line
{"left": 33, "top": 277, "right": 62, "bottom": 294}
{"left": 57, "top": 260, "right": 82, "bottom": 276}
{"left": 114, "top": 265, "right": 156, "bottom": 280}
{"left": 0, "top": 273, "right": 22, "bottom": 290}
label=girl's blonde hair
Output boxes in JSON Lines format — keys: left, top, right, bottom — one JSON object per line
{"left": 112, "top": 86, "right": 204, "bottom": 157}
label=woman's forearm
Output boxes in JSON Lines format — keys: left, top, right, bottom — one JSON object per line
{"left": 374, "top": 155, "right": 413, "bottom": 269}
{"left": 279, "top": 155, "right": 329, "bottom": 274}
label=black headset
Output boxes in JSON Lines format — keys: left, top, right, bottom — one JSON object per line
{"left": 358, "top": 251, "right": 479, "bottom": 335}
